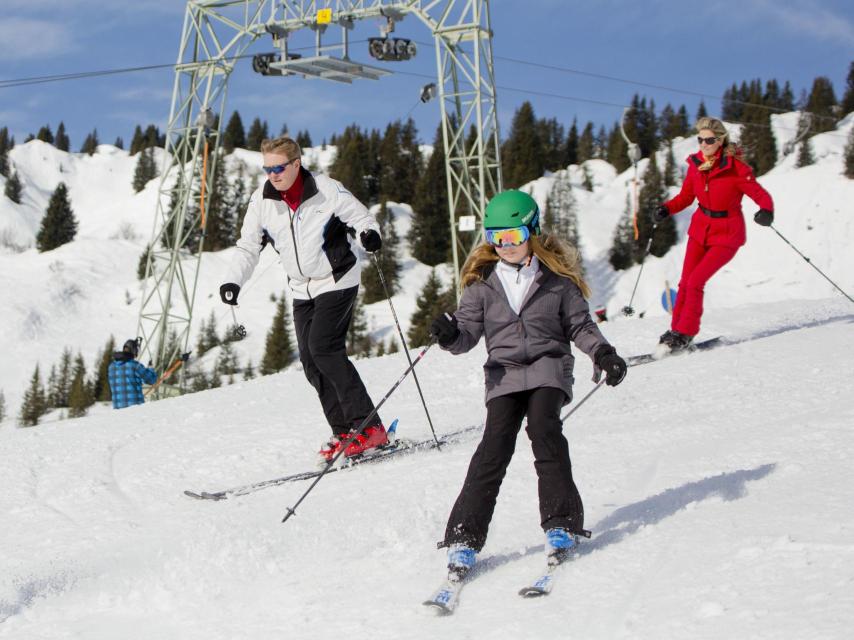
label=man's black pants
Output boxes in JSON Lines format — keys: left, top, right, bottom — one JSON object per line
{"left": 444, "top": 387, "right": 584, "bottom": 551}
{"left": 292, "top": 286, "right": 379, "bottom": 434}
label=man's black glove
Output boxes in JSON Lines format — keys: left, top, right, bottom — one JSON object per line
{"left": 594, "top": 345, "right": 627, "bottom": 387}
{"left": 754, "top": 209, "right": 774, "bottom": 227}
{"left": 651, "top": 204, "right": 670, "bottom": 225}
{"left": 219, "top": 283, "right": 240, "bottom": 305}
{"left": 430, "top": 312, "right": 460, "bottom": 347}
{"left": 360, "top": 229, "right": 382, "bottom": 253}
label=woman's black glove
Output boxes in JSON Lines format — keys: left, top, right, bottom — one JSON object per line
{"left": 651, "top": 204, "right": 670, "bottom": 225}
{"left": 594, "top": 345, "right": 627, "bottom": 387}
{"left": 753, "top": 209, "right": 774, "bottom": 226}
{"left": 430, "top": 312, "right": 460, "bottom": 347}
{"left": 360, "top": 229, "right": 382, "bottom": 252}
{"left": 219, "top": 283, "right": 240, "bottom": 305}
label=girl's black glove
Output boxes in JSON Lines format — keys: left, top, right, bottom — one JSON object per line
{"left": 430, "top": 312, "right": 459, "bottom": 347}
{"left": 594, "top": 345, "right": 627, "bottom": 386}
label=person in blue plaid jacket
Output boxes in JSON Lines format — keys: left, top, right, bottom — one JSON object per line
{"left": 108, "top": 338, "right": 158, "bottom": 409}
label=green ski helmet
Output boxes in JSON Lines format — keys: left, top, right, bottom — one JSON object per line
{"left": 483, "top": 190, "right": 540, "bottom": 234}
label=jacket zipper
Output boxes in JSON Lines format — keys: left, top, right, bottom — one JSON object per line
{"left": 288, "top": 205, "right": 312, "bottom": 299}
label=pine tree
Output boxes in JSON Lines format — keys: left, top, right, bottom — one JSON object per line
{"left": 114, "top": 136, "right": 124, "bottom": 150}
{"left": 636, "top": 154, "right": 677, "bottom": 261}
{"left": 132, "top": 147, "right": 158, "bottom": 193}
{"left": 243, "top": 359, "right": 256, "bottom": 381}
{"left": 609, "top": 194, "right": 635, "bottom": 271}
{"left": 216, "top": 341, "right": 239, "bottom": 377}
{"left": 544, "top": 170, "right": 580, "bottom": 249}
{"left": 844, "top": 127, "right": 854, "bottom": 179}
{"left": 55, "top": 122, "right": 70, "bottom": 152}
{"left": 36, "top": 183, "right": 78, "bottom": 252}
{"left": 196, "top": 310, "right": 220, "bottom": 357}
{"left": 231, "top": 162, "right": 251, "bottom": 241}
{"left": 663, "top": 140, "right": 677, "bottom": 187}
{"left": 841, "top": 61, "right": 854, "bottom": 117}
{"left": 577, "top": 122, "right": 595, "bottom": 164}
{"left": 537, "top": 117, "right": 565, "bottom": 172}
{"left": 137, "top": 244, "right": 151, "bottom": 280}
{"left": 80, "top": 129, "right": 99, "bottom": 155}
{"left": 36, "top": 125, "right": 54, "bottom": 145}
{"left": 562, "top": 118, "right": 579, "bottom": 166}
{"left": 222, "top": 111, "right": 246, "bottom": 153}
{"left": 796, "top": 138, "right": 815, "bottom": 168}
{"left": 129, "top": 125, "right": 145, "bottom": 155}
{"left": 606, "top": 123, "right": 630, "bottom": 173}
{"left": 0, "top": 126, "right": 13, "bottom": 177}
{"left": 407, "top": 269, "right": 454, "bottom": 347}
{"left": 68, "top": 353, "right": 94, "bottom": 418}
{"left": 806, "top": 76, "right": 838, "bottom": 134}
{"left": 346, "top": 293, "right": 373, "bottom": 358}
{"left": 260, "top": 295, "right": 295, "bottom": 374}
{"left": 582, "top": 165, "right": 594, "bottom": 191}
{"left": 329, "top": 124, "right": 372, "bottom": 205}
{"left": 741, "top": 80, "right": 778, "bottom": 176}
{"left": 202, "top": 152, "right": 235, "bottom": 251}
{"left": 696, "top": 101, "right": 708, "bottom": 120}
{"left": 18, "top": 365, "right": 48, "bottom": 427}
{"left": 4, "top": 170, "right": 23, "bottom": 203}
{"left": 92, "top": 336, "right": 115, "bottom": 402}
{"left": 246, "top": 118, "right": 269, "bottom": 151}
{"left": 361, "top": 201, "right": 402, "bottom": 304}
{"left": 296, "top": 130, "right": 313, "bottom": 148}
{"left": 501, "top": 102, "right": 545, "bottom": 188}
{"left": 409, "top": 123, "right": 450, "bottom": 266}
{"left": 52, "top": 348, "right": 73, "bottom": 408}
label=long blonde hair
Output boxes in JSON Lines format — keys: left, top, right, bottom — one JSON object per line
{"left": 460, "top": 233, "right": 591, "bottom": 298}
{"left": 695, "top": 116, "right": 741, "bottom": 158}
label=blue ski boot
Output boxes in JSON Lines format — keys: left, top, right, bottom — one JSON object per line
{"left": 545, "top": 528, "right": 578, "bottom": 566}
{"left": 447, "top": 543, "right": 476, "bottom": 578}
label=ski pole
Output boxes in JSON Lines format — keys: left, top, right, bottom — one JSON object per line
{"left": 770, "top": 224, "right": 853, "bottom": 304}
{"left": 371, "top": 253, "right": 441, "bottom": 448}
{"left": 282, "top": 341, "right": 436, "bottom": 524}
{"left": 622, "top": 236, "right": 654, "bottom": 316}
{"left": 560, "top": 379, "right": 605, "bottom": 423}
{"left": 229, "top": 306, "right": 247, "bottom": 340}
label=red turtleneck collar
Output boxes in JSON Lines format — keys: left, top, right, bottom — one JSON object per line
{"left": 280, "top": 170, "right": 304, "bottom": 212}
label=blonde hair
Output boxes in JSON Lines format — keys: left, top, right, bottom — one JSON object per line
{"left": 695, "top": 116, "right": 740, "bottom": 158}
{"left": 260, "top": 136, "right": 302, "bottom": 160}
{"left": 460, "top": 233, "right": 591, "bottom": 298}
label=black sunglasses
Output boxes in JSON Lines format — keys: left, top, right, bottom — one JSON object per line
{"left": 262, "top": 158, "right": 298, "bottom": 174}
{"left": 697, "top": 136, "right": 719, "bottom": 145}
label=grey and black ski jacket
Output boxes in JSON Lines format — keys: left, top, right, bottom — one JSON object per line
{"left": 443, "top": 263, "right": 610, "bottom": 404}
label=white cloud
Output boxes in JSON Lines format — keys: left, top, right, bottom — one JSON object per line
{"left": 729, "top": 0, "right": 854, "bottom": 47}
{"left": 0, "top": 18, "right": 77, "bottom": 60}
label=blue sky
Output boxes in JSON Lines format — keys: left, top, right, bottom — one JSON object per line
{"left": 1, "top": 0, "right": 852, "bottom": 149}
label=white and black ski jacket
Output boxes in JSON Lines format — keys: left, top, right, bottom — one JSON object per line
{"left": 226, "top": 168, "right": 379, "bottom": 300}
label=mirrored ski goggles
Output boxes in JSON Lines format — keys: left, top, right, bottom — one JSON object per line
{"left": 484, "top": 225, "right": 530, "bottom": 247}
{"left": 262, "top": 158, "right": 297, "bottom": 174}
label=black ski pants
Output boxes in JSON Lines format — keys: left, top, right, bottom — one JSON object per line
{"left": 292, "top": 286, "right": 379, "bottom": 435}
{"left": 443, "top": 387, "right": 584, "bottom": 551}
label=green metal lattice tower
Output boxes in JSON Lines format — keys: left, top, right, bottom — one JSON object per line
{"left": 137, "top": 0, "right": 501, "bottom": 396}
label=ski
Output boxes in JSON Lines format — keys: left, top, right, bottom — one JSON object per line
{"left": 519, "top": 551, "right": 576, "bottom": 598}
{"left": 184, "top": 422, "right": 483, "bottom": 501}
{"left": 627, "top": 335, "right": 723, "bottom": 367}
{"left": 423, "top": 570, "right": 468, "bottom": 615}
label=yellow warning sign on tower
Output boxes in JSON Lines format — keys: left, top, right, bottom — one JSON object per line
{"left": 317, "top": 8, "right": 332, "bottom": 24}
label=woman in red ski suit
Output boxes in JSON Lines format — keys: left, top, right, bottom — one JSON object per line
{"left": 652, "top": 116, "right": 774, "bottom": 351}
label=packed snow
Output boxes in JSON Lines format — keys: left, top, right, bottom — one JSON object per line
{"left": 1, "top": 111, "right": 853, "bottom": 638}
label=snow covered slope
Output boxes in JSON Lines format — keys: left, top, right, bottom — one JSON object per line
{"left": 1, "top": 297, "right": 852, "bottom": 638}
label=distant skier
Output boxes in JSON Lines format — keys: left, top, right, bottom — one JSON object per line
{"left": 219, "top": 136, "right": 387, "bottom": 461}
{"left": 652, "top": 116, "right": 774, "bottom": 354}
{"left": 108, "top": 338, "right": 157, "bottom": 409}
{"left": 429, "top": 190, "right": 627, "bottom": 578}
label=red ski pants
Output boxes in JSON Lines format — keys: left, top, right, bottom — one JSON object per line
{"left": 671, "top": 238, "right": 737, "bottom": 336}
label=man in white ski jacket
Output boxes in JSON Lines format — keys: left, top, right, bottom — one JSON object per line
{"left": 220, "top": 136, "right": 387, "bottom": 460}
